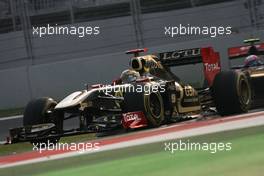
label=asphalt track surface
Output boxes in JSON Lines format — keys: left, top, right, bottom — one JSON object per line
{"left": 0, "top": 110, "right": 264, "bottom": 169}
{"left": 0, "top": 109, "right": 262, "bottom": 141}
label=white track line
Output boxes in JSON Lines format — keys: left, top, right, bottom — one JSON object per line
{"left": 0, "top": 141, "right": 7, "bottom": 145}
{"left": 1, "top": 114, "right": 264, "bottom": 169}
{"left": 0, "top": 115, "right": 22, "bottom": 121}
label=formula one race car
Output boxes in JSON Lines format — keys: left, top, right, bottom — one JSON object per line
{"left": 221, "top": 38, "right": 264, "bottom": 110}
{"left": 9, "top": 46, "right": 256, "bottom": 144}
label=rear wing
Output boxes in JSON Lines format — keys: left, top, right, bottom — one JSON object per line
{"left": 158, "top": 48, "right": 202, "bottom": 66}
{"left": 158, "top": 47, "right": 221, "bottom": 87}
{"left": 228, "top": 43, "right": 264, "bottom": 59}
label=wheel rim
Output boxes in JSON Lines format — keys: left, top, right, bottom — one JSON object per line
{"left": 149, "top": 93, "right": 162, "bottom": 118}
{"left": 240, "top": 79, "right": 250, "bottom": 105}
{"left": 45, "top": 103, "right": 57, "bottom": 123}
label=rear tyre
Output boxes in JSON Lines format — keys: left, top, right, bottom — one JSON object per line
{"left": 123, "top": 91, "right": 164, "bottom": 127}
{"left": 212, "top": 71, "right": 252, "bottom": 116}
{"left": 23, "top": 97, "right": 63, "bottom": 145}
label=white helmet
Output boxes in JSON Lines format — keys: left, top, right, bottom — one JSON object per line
{"left": 244, "top": 55, "right": 262, "bottom": 67}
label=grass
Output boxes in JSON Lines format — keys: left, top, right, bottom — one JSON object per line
{"left": 0, "top": 107, "right": 24, "bottom": 118}
{"left": 1, "top": 125, "right": 264, "bottom": 176}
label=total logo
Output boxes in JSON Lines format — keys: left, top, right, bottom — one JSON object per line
{"left": 124, "top": 113, "right": 141, "bottom": 122}
{"left": 204, "top": 63, "right": 220, "bottom": 72}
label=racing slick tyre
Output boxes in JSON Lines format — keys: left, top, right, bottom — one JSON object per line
{"left": 212, "top": 71, "right": 252, "bottom": 116}
{"left": 123, "top": 91, "right": 165, "bottom": 127}
{"left": 23, "top": 97, "right": 63, "bottom": 145}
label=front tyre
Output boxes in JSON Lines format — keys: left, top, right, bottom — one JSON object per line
{"left": 123, "top": 91, "right": 165, "bottom": 127}
{"left": 23, "top": 97, "right": 63, "bottom": 144}
{"left": 143, "top": 92, "right": 165, "bottom": 126}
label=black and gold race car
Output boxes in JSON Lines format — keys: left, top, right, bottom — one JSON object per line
{"left": 217, "top": 38, "right": 264, "bottom": 113}
{"left": 9, "top": 45, "right": 262, "bottom": 144}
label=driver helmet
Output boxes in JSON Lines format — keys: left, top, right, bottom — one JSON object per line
{"left": 244, "top": 55, "right": 262, "bottom": 67}
{"left": 120, "top": 69, "right": 140, "bottom": 83}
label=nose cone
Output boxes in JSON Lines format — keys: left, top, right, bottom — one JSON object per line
{"left": 55, "top": 90, "right": 88, "bottom": 109}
